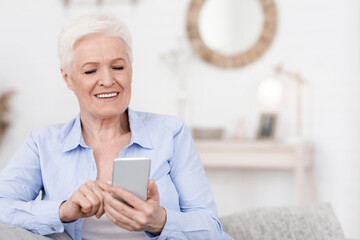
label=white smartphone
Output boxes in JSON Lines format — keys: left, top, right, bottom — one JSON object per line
{"left": 112, "top": 157, "right": 151, "bottom": 204}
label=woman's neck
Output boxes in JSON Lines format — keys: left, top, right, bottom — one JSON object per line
{"left": 80, "top": 111, "right": 130, "bottom": 144}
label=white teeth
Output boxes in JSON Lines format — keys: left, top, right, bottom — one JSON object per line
{"left": 96, "top": 93, "right": 118, "bottom": 98}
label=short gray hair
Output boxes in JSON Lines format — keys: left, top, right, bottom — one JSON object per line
{"left": 58, "top": 13, "right": 132, "bottom": 73}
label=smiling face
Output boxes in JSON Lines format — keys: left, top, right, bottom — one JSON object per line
{"left": 62, "top": 35, "right": 132, "bottom": 120}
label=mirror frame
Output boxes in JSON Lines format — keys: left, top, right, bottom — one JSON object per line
{"left": 186, "top": 0, "right": 277, "bottom": 68}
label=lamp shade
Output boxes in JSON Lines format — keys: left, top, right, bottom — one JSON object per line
{"left": 257, "top": 77, "right": 283, "bottom": 107}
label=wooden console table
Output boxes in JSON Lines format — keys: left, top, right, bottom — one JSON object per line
{"left": 195, "top": 140, "right": 315, "bottom": 204}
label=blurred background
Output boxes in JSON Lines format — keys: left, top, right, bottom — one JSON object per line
{"left": 0, "top": 0, "right": 359, "bottom": 238}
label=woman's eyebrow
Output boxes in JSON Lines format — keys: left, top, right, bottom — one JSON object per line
{"left": 80, "top": 62, "right": 98, "bottom": 68}
{"left": 81, "top": 58, "right": 126, "bottom": 68}
{"left": 111, "top": 58, "right": 126, "bottom": 63}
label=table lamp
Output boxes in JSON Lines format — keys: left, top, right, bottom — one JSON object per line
{"left": 258, "top": 64, "right": 305, "bottom": 139}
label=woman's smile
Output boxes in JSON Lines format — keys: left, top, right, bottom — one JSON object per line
{"left": 95, "top": 91, "right": 120, "bottom": 101}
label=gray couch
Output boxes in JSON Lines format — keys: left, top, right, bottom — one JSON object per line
{"left": 0, "top": 224, "right": 71, "bottom": 240}
{"left": 0, "top": 203, "right": 347, "bottom": 240}
{"left": 220, "top": 203, "right": 346, "bottom": 240}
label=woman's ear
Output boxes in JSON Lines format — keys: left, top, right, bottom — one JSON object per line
{"left": 61, "top": 68, "right": 73, "bottom": 90}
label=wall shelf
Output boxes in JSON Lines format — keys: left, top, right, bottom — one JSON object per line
{"left": 195, "top": 140, "right": 315, "bottom": 204}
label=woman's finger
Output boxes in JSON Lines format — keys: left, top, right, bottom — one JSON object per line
{"left": 60, "top": 181, "right": 109, "bottom": 222}
{"left": 87, "top": 181, "right": 107, "bottom": 218}
{"left": 97, "top": 181, "right": 113, "bottom": 192}
{"left": 104, "top": 191, "right": 138, "bottom": 219}
{"left": 92, "top": 186, "right": 105, "bottom": 218}
{"left": 110, "top": 186, "right": 146, "bottom": 210}
{"left": 146, "top": 180, "right": 160, "bottom": 202}
{"left": 79, "top": 184, "right": 102, "bottom": 215}
{"left": 104, "top": 189, "right": 165, "bottom": 233}
{"left": 71, "top": 190, "right": 91, "bottom": 212}
{"left": 104, "top": 194, "right": 140, "bottom": 231}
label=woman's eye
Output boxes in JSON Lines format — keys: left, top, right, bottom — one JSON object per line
{"left": 84, "top": 70, "right": 96, "bottom": 75}
{"left": 113, "top": 66, "right": 124, "bottom": 70}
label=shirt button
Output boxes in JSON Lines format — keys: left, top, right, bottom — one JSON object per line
{"left": 51, "top": 227, "right": 56, "bottom": 231}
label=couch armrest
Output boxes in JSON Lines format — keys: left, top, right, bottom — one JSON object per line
{"left": 0, "top": 223, "right": 71, "bottom": 240}
{"left": 220, "top": 203, "right": 345, "bottom": 240}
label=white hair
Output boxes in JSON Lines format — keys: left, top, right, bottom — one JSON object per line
{"left": 58, "top": 13, "right": 133, "bottom": 73}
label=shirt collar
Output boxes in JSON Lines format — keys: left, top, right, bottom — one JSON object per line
{"left": 127, "top": 108, "right": 153, "bottom": 149}
{"left": 61, "top": 108, "right": 153, "bottom": 152}
{"left": 62, "top": 114, "right": 88, "bottom": 152}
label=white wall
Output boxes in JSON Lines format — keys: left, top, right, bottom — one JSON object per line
{"left": 0, "top": 0, "right": 359, "bottom": 238}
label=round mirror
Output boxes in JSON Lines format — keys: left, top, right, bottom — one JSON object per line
{"left": 187, "top": 0, "right": 277, "bottom": 68}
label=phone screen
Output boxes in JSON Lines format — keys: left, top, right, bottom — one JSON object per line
{"left": 112, "top": 157, "right": 151, "bottom": 204}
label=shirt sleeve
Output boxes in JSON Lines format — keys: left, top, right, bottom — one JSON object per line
{"left": 146, "top": 120, "right": 232, "bottom": 240}
{"left": 0, "top": 132, "right": 65, "bottom": 235}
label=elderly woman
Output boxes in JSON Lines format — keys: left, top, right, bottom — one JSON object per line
{"left": 0, "top": 14, "right": 231, "bottom": 240}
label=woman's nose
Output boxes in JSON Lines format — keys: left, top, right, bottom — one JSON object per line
{"left": 98, "top": 68, "right": 115, "bottom": 87}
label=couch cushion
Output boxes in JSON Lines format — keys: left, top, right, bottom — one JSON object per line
{"left": 219, "top": 203, "right": 345, "bottom": 240}
{"left": 0, "top": 223, "right": 71, "bottom": 240}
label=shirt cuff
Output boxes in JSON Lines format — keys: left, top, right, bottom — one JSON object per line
{"left": 32, "top": 200, "right": 65, "bottom": 235}
{"left": 145, "top": 207, "right": 184, "bottom": 240}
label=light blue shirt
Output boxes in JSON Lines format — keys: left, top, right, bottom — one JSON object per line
{"left": 0, "top": 108, "right": 231, "bottom": 240}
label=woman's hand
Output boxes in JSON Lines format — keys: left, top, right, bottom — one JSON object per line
{"left": 104, "top": 180, "right": 166, "bottom": 235}
{"left": 59, "top": 180, "right": 111, "bottom": 222}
